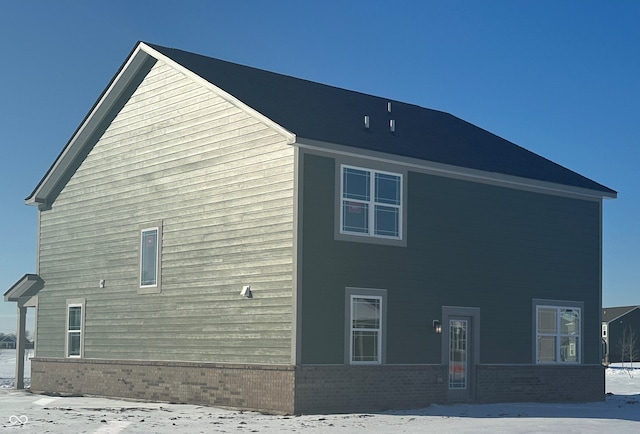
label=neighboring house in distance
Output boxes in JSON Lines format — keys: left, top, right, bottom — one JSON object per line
{"left": 0, "top": 334, "right": 34, "bottom": 350}
{"left": 602, "top": 306, "right": 640, "bottom": 364}
{"left": 4, "top": 42, "right": 616, "bottom": 414}
{"left": 0, "top": 334, "right": 17, "bottom": 349}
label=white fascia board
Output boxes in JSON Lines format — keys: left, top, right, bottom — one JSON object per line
{"left": 139, "top": 43, "right": 297, "bottom": 146}
{"left": 295, "top": 137, "right": 617, "bottom": 202}
{"left": 4, "top": 274, "right": 44, "bottom": 302}
{"left": 26, "top": 45, "right": 156, "bottom": 207}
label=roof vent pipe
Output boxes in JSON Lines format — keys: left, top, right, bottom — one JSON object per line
{"left": 390, "top": 119, "right": 395, "bottom": 133}
{"left": 364, "top": 115, "right": 370, "bottom": 129}
{"left": 387, "top": 102, "right": 392, "bottom": 113}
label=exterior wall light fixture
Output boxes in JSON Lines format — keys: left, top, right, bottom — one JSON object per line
{"left": 433, "top": 320, "right": 442, "bottom": 334}
{"left": 241, "top": 285, "right": 253, "bottom": 298}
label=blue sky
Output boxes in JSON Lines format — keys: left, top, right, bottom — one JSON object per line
{"left": 1, "top": 1, "right": 638, "bottom": 333}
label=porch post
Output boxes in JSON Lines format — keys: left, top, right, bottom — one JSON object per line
{"left": 5, "top": 274, "right": 44, "bottom": 390}
{"left": 15, "top": 304, "right": 27, "bottom": 390}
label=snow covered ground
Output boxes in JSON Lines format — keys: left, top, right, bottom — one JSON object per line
{"left": 0, "top": 348, "right": 31, "bottom": 389}
{"left": 1, "top": 349, "right": 639, "bottom": 433}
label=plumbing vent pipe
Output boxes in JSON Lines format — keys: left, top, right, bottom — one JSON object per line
{"left": 364, "top": 115, "right": 370, "bottom": 129}
{"left": 390, "top": 119, "right": 396, "bottom": 132}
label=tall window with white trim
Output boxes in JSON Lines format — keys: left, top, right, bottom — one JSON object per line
{"left": 341, "top": 165, "right": 402, "bottom": 239}
{"left": 536, "top": 305, "right": 581, "bottom": 363}
{"left": 66, "top": 302, "right": 84, "bottom": 358}
{"left": 140, "top": 227, "right": 159, "bottom": 287}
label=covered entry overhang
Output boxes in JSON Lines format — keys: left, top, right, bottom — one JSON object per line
{"left": 4, "top": 273, "right": 43, "bottom": 389}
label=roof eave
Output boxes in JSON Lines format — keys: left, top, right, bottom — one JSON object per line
{"left": 295, "top": 136, "right": 617, "bottom": 201}
{"left": 25, "top": 42, "right": 158, "bottom": 208}
{"left": 25, "top": 42, "right": 296, "bottom": 209}
{"left": 4, "top": 274, "right": 44, "bottom": 302}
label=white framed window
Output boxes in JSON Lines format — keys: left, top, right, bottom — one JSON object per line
{"left": 139, "top": 221, "right": 162, "bottom": 293}
{"left": 536, "top": 304, "right": 581, "bottom": 364}
{"left": 340, "top": 165, "right": 402, "bottom": 239}
{"left": 345, "top": 288, "right": 386, "bottom": 364}
{"left": 65, "top": 299, "right": 85, "bottom": 358}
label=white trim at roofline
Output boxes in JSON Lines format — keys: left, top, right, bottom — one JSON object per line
{"left": 26, "top": 46, "right": 154, "bottom": 207}
{"left": 294, "top": 137, "right": 617, "bottom": 201}
{"left": 27, "top": 41, "right": 613, "bottom": 208}
{"left": 4, "top": 274, "right": 44, "bottom": 302}
{"left": 26, "top": 42, "right": 296, "bottom": 209}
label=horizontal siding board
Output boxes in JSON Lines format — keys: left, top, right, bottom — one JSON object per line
{"left": 36, "top": 60, "right": 294, "bottom": 364}
{"left": 41, "top": 191, "right": 294, "bottom": 240}
{"left": 47, "top": 142, "right": 292, "bottom": 209}
{"left": 87, "top": 313, "right": 293, "bottom": 328}
{"left": 42, "top": 180, "right": 294, "bottom": 230}
{"left": 93, "top": 110, "right": 267, "bottom": 157}
{"left": 83, "top": 310, "right": 292, "bottom": 323}
{"left": 38, "top": 227, "right": 293, "bottom": 264}
{"left": 78, "top": 351, "right": 289, "bottom": 365}
{"left": 89, "top": 107, "right": 244, "bottom": 161}
{"left": 52, "top": 133, "right": 290, "bottom": 204}
{"left": 95, "top": 111, "right": 265, "bottom": 161}
{"left": 85, "top": 338, "right": 292, "bottom": 348}
{"left": 35, "top": 268, "right": 294, "bottom": 289}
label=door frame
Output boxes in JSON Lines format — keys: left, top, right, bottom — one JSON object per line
{"left": 441, "top": 306, "right": 481, "bottom": 402}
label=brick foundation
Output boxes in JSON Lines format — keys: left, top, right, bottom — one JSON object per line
{"left": 30, "top": 359, "right": 604, "bottom": 414}
{"left": 476, "top": 364, "right": 605, "bottom": 403}
{"left": 30, "top": 358, "right": 295, "bottom": 414}
{"left": 294, "top": 364, "right": 447, "bottom": 414}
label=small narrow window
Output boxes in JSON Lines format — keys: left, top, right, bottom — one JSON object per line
{"left": 139, "top": 222, "right": 162, "bottom": 294}
{"left": 140, "top": 228, "right": 159, "bottom": 287}
{"left": 66, "top": 300, "right": 84, "bottom": 358}
{"left": 138, "top": 220, "right": 163, "bottom": 294}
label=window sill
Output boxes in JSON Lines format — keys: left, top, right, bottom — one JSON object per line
{"left": 336, "top": 231, "right": 406, "bottom": 247}
{"left": 138, "top": 285, "right": 161, "bottom": 295}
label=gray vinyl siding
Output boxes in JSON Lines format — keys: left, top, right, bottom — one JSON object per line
{"left": 36, "top": 61, "right": 295, "bottom": 364}
{"left": 300, "top": 152, "right": 601, "bottom": 365}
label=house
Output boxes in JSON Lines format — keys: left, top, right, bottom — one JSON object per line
{"left": 0, "top": 334, "right": 34, "bottom": 350}
{"left": 602, "top": 306, "right": 640, "bottom": 364}
{"left": 4, "top": 42, "right": 616, "bottom": 414}
{"left": 0, "top": 334, "right": 17, "bottom": 349}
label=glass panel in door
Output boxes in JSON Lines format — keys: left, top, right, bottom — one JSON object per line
{"left": 449, "top": 319, "right": 468, "bottom": 389}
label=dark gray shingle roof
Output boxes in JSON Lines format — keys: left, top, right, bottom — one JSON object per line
{"left": 148, "top": 43, "right": 615, "bottom": 195}
{"left": 603, "top": 306, "right": 639, "bottom": 322}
